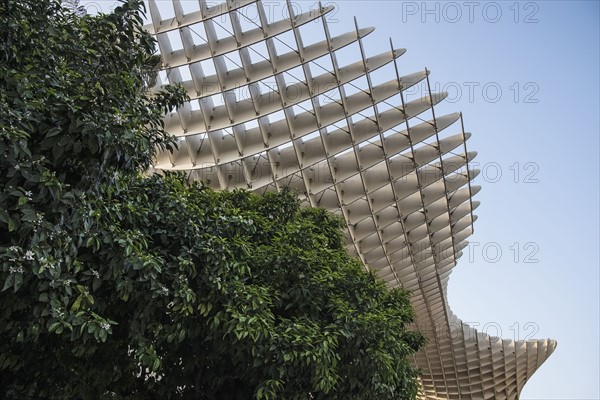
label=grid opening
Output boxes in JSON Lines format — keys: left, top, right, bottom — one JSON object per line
{"left": 166, "top": 30, "right": 184, "bottom": 51}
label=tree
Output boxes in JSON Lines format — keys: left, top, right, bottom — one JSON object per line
{"left": 0, "top": 1, "right": 425, "bottom": 399}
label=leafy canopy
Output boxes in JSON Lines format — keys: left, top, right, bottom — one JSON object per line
{"left": 0, "top": 0, "right": 425, "bottom": 399}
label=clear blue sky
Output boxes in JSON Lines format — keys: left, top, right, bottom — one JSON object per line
{"left": 82, "top": 1, "right": 600, "bottom": 398}
{"left": 326, "top": 2, "right": 600, "bottom": 398}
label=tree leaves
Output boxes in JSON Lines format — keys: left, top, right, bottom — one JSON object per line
{"left": 0, "top": 1, "right": 424, "bottom": 399}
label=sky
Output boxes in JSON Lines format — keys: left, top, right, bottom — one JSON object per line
{"left": 306, "top": 2, "right": 600, "bottom": 398}
{"left": 80, "top": 1, "right": 600, "bottom": 398}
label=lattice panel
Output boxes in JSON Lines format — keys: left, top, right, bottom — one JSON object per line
{"left": 146, "top": 1, "right": 556, "bottom": 398}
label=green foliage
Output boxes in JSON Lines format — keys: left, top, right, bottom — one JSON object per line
{"left": 0, "top": 1, "right": 425, "bottom": 399}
